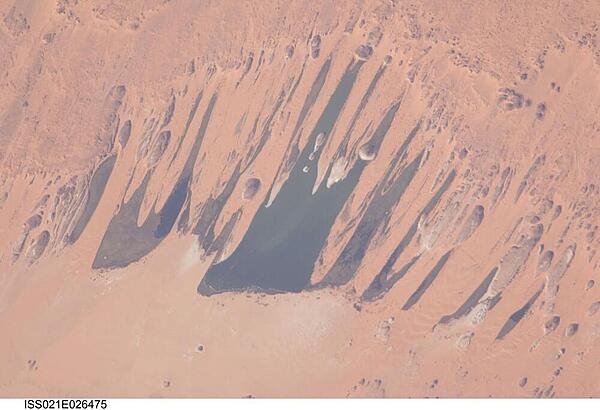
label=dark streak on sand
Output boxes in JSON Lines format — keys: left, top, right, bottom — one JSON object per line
{"left": 361, "top": 170, "right": 457, "bottom": 302}
{"left": 322, "top": 151, "right": 421, "bottom": 286}
{"left": 320, "top": 121, "right": 421, "bottom": 287}
{"left": 68, "top": 154, "right": 117, "bottom": 244}
{"left": 438, "top": 266, "right": 499, "bottom": 325}
{"left": 361, "top": 255, "right": 422, "bottom": 301}
{"left": 514, "top": 154, "right": 545, "bottom": 203}
{"left": 402, "top": 250, "right": 453, "bottom": 310}
{"left": 496, "top": 285, "right": 544, "bottom": 339}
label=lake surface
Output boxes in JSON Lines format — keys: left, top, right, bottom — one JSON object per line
{"left": 198, "top": 60, "right": 371, "bottom": 295}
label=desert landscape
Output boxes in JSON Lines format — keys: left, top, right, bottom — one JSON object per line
{"left": 1, "top": 0, "right": 600, "bottom": 398}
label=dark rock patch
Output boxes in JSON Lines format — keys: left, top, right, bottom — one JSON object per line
{"left": 587, "top": 301, "right": 600, "bottom": 316}
{"left": 544, "top": 315, "right": 560, "bottom": 334}
{"left": 148, "top": 130, "right": 171, "bottom": 167}
{"left": 537, "top": 250, "right": 554, "bottom": 273}
{"left": 162, "top": 94, "right": 176, "bottom": 127}
{"left": 24, "top": 214, "right": 42, "bottom": 231}
{"left": 242, "top": 178, "right": 261, "bottom": 200}
{"left": 565, "top": 323, "right": 579, "bottom": 337}
{"left": 285, "top": 44, "right": 294, "bottom": 58}
{"left": 27, "top": 230, "right": 50, "bottom": 262}
{"left": 310, "top": 34, "right": 321, "bottom": 59}
{"left": 536, "top": 102, "right": 546, "bottom": 119}
{"left": 498, "top": 88, "right": 525, "bottom": 111}
{"left": 457, "top": 205, "right": 484, "bottom": 242}
{"left": 355, "top": 44, "right": 373, "bottom": 60}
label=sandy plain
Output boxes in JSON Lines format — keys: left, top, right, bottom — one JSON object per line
{"left": 1, "top": 0, "right": 600, "bottom": 397}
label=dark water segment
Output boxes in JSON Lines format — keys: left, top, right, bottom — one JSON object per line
{"left": 176, "top": 197, "right": 191, "bottom": 233}
{"left": 210, "top": 209, "right": 243, "bottom": 262}
{"left": 68, "top": 154, "right": 117, "bottom": 244}
{"left": 270, "top": 57, "right": 333, "bottom": 201}
{"left": 168, "top": 91, "right": 203, "bottom": 169}
{"left": 402, "top": 250, "right": 453, "bottom": 310}
{"left": 242, "top": 90, "right": 287, "bottom": 170}
{"left": 334, "top": 64, "right": 386, "bottom": 160}
{"left": 496, "top": 285, "right": 544, "bottom": 340}
{"left": 154, "top": 175, "right": 190, "bottom": 238}
{"left": 291, "top": 57, "right": 332, "bottom": 138}
{"left": 92, "top": 94, "right": 218, "bottom": 269}
{"left": 118, "top": 120, "right": 132, "bottom": 148}
{"left": 438, "top": 266, "right": 499, "bottom": 325}
{"left": 92, "top": 173, "right": 159, "bottom": 269}
{"left": 285, "top": 57, "right": 308, "bottom": 105}
{"left": 193, "top": 162, "right": 243, "bottom": 250}
{"left": 198, "top": 60, "right": 402, "bottom": 295}
{"left": 361, "top": 170, "right": 457, "bottom": 301}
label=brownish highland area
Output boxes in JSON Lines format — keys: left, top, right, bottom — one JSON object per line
{"left": 1, "top": 0, "right": 600, "bottom": 398}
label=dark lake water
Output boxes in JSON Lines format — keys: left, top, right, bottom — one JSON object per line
{"left": 198, "top": 59, "right": 408, "bottom": 295}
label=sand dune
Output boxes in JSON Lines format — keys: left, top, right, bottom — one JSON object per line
{"left": 1, "top": 0, "right": 599, "bottom": 398}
